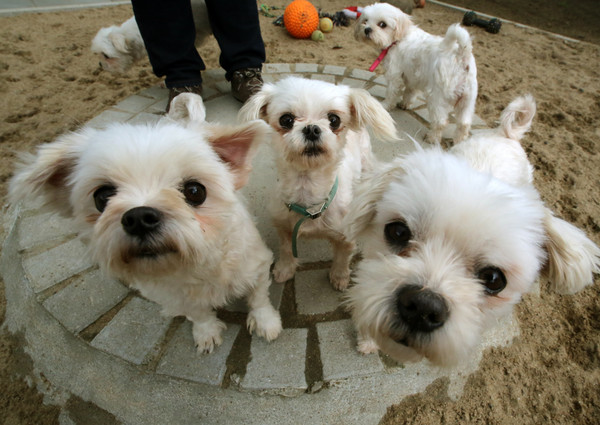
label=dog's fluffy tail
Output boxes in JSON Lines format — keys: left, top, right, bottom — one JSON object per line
{"left": 498, "top": 94, "right": 536, "bottom": 141}
{"left": 543, "top": 209, "right": 600, "bottom": 294}
{"left": 442, "top": 24, "right": 473, "bottom": 65}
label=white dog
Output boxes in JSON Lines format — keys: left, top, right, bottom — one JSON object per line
{"left": 9, "top": 94, "right": 282, "bottom": 353}
{"left": 239, "top": 77, "right": 398, "bottom": 290}
{"left": 343, "top": 95, "right": 600, "bottom": 365}
{"left": 91, "top": 0, "right": 212, "bottom": 74}
{"left": 355, "top": 2, "right": 478, "bottom": 144}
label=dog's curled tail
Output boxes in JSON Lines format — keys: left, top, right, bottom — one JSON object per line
{"left": 443, "top": 23, "right": 473, "bottom": 63}
{"left": 499, "top": 94, "right": 536, "bottom": 141}
{"left": 543, "top": 208, "right": 600, "bottom": 294}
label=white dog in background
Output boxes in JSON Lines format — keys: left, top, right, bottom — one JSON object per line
{"left": 343, "top": 95, "right": 600, "bottom": 365}
{"left": 91, "top": 0, "right": 212, "bottom": 74}
{"left": 239, "top": 77, "right": 398, "bottom": 291}
{"left": 355, "top": 2, "right": 478, "bottom": 144}
{"left": 9, "top": 94, "right": 282, "bottom": 353}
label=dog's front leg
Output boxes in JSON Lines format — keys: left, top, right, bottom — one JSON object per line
{"left": 188, "top": 309, "right": 227, "bottom": 354}
{"left": 272, "top": 222, "right": 299, "bottom": 283}
{"left": 246, "top": 266, "right": 282, "bottom": 341}
{"left": 381, "top": 73, "right": 402, "bottom": 111}
{"left": 329, "top": 234, "right": 355, "bottom": 291}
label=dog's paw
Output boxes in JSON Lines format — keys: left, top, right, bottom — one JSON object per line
{"left": 247, "top": 306, "right": 282, "bottom": 342}
{"left": 192, "top": 319, "right": 226, "bottom": 354}
{"left": 273, "top": 259, "right": 296, "bottom": 283}
{"left": 329, "top": 269, "right": 350, "bottom": 291}
{"left": 357, "top": 337, "right": 380, "bottom": 355}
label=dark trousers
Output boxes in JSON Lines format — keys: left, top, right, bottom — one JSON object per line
{"left": 131, "top": 0, "right": 265, "bottom": 88}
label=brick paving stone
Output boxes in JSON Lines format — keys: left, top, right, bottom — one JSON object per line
{"left": 114, "top": 95, "right": 158, "bottom": 114}
{"left": 322, "top": 65, "right": 346, "bottom": 76}
{"left": 264, "top": 63, "right": 291, "bottom": 73}
{"left": 91, "top": 297, "right": 171, "bottom": 365}
{"left": 295, "top": 63, "right": 318, "bottom": 73}
{"left": 386, "top": 109, "right": 429, "bottom": 144}
{"left": 368, "top": 84, "right": 387, "bottom": 99}
{"left": 340, "top": 77, "right": 366, "bottom": 89}
{"left": 127, "top": 112, "right": 162, "bottom": 126}
{"left": 43, "top": 269, "right": 129, "bottom": 333}
{"left": 23, "top": 238, "right": 92, "bottom": 293}
{"left": 310, "top": 74, "right": 336, "bottom": 84}
{"left": 350, "top": 68, "right": 376, "bottom": 81}
{"left": 373, "top": 75, "right": 387, "bottom": 85}
{"left": 138, "top": 86, "right": 168, "bottom": 100}
{"left": 241, "top": 328, "right": 308, "bottom": 395}
{"left": 317, "top": 320, "right": 384, "bottom": 381}
{"left": 18, "top": 212, "right": 76, "bottom": 250}
{"left": 156, "top": 322, "right": 240, "bottom": 385}
{"left": 86, "top": 110, "right": 132, "bottom": 129}
{"left": 295, "top": 269, "right": 342, "bottom": 315}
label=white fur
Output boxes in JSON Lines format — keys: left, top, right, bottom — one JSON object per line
{"left": 344, "top": 95, "right": 599, "bottom": 365}
{"left": 239, "top": 77, "right": 398, "bottom": 290}
{"left": 91, "top": 0, "right": 212, "bottom": 74}
{"left": 355, "top": 2, "right": 478, "bottom": 144}
{"left": 10, "top": 94, "right": 282, "bottom": 353}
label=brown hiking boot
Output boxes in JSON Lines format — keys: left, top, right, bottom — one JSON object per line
{"left": 230, "top": 68, "right": 263, "bottom": 103}
{"left": 166, "top": 84, "right": 203, "bottom": 113}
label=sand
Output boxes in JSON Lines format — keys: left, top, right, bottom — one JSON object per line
{"left": 1, "top": 1, "right": 599, "bottom": 423}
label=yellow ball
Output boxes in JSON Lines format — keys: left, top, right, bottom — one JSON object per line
{"left": 311, "top": 30, "right": 325, "bottom": 41}
{"left": 320, "top": 17, "right": 333, "bottom": 33}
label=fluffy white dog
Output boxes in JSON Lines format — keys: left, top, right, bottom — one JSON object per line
{"left": 355, "top": 2, "right": 478, "bottom": 144}
{"left": 9, "top": 94, "right": 282, "bottom": 353}
{"left": 343, "top": 95, "right": 600, "bottom": 365}
{"left": 239, "top": 77, "right": 398, "bottom": 290}
{"left": 91, "top": 0, "right": 212, "bottom": 74}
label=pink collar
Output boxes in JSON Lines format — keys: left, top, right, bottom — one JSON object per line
{"left": 369, "top": 42, "right": 396, "bottom": 72}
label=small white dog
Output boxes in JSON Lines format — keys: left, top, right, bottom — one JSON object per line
{"left": 10, "top": 94, "right": 282, "bottom": 353}
{"left": 239, "top": 77, "right": 398, "bottom": 290}
{"left": 355, "top": 2, "right": 478, "bottom": 144}
{"left": 91, "top": 0, "right": 212, "bottom": 74}
{"left": 344, "top": 95, "right": 600, "bottom": 365}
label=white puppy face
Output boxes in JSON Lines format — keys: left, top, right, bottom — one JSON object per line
{"left": 91, "top": 26, "right": 135, "bottom": 73}
{"left": 239, "top": 76, "right": 397, "bottom": 171}
{"left": 355, "top": 3, "right": 411, "bottom": 49}
{"left": 345, "top": 149, "right": 547, "bottom": 365}
{"left": 10, "top": 113, "right": 268, "bottom": 283}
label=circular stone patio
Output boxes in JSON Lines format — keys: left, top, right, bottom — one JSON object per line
{"left": 2, "top": 64, "right": 517, "bottom": 425}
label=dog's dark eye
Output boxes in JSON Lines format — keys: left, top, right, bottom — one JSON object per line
{"left": 477, "top": 266, "right": 507, "bottom": 295}
{"left": 384, "top": 221, "right": 411, "bottom": 250}
{"left": 328, "top": 113, "right": 341, "bottom": 130}
{"left": 93, "top": 185, "right": 117, "bottom": 213}
{"left": 279, "top": 113, "right": 295, "bottom": 130}
{"left": 182, "top": 181, "right": 207, "bottom": 206}
{"left": 378, "top": 21, "right": 387, "bottom": 29}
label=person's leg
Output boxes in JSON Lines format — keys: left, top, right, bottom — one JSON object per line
{"left": 131, "top": 0, "right": 204, "bottom": 89}
{"left": 205, "top": 0, "right": 265, "bottom": 101}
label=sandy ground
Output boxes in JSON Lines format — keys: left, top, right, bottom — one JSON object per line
{"left": 1, "top": 1, "right": 599, "bottom": 423}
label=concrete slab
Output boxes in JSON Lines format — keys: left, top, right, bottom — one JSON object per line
{"left": 1, "top": 63, "right": 511, "bottom": 424}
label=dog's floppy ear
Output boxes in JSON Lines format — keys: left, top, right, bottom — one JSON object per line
{"left": 542, "top": 208, "right": 600, "bottom": 294}
{"left": 348, "top": 88, "right": 398, "bottom": 141}
{"left": 343, "top": 160, "right": 405, "bottom": 242}
{"left": 237, "top": 83, "right": 274, "bottom": 122}
{"left": 205, "top": 120, "right": 271, "bottom": 190}
{"left": 393, "top": 11, "right": 412, "bottom": 40}
{"left": 167, "top": 93, "right": 207, "bottom": 123}
{"left": 9, "top": 131, "right": 91, "bottom": 216}
{"left": 108, "top": 31, "right": 130, "bottom": 53}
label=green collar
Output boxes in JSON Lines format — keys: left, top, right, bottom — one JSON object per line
{"left": 286, "top": 176, "right": 339, "bottom": 258}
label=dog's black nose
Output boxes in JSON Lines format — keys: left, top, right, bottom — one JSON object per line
{"left": 395, "top": 284, "right": 449, "bottom": 333}
{"left": 364, "top": 27, "right": 372, "bottom": 36}
{"left": 121, "top": 206, "right": 162, "bottom": 238}
{"left": 302, "top": 125, "right": 321, "bottom": 142}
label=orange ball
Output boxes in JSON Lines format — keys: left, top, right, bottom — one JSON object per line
{"left": 284, "top": 0, "right": 319, "bottom": 39}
